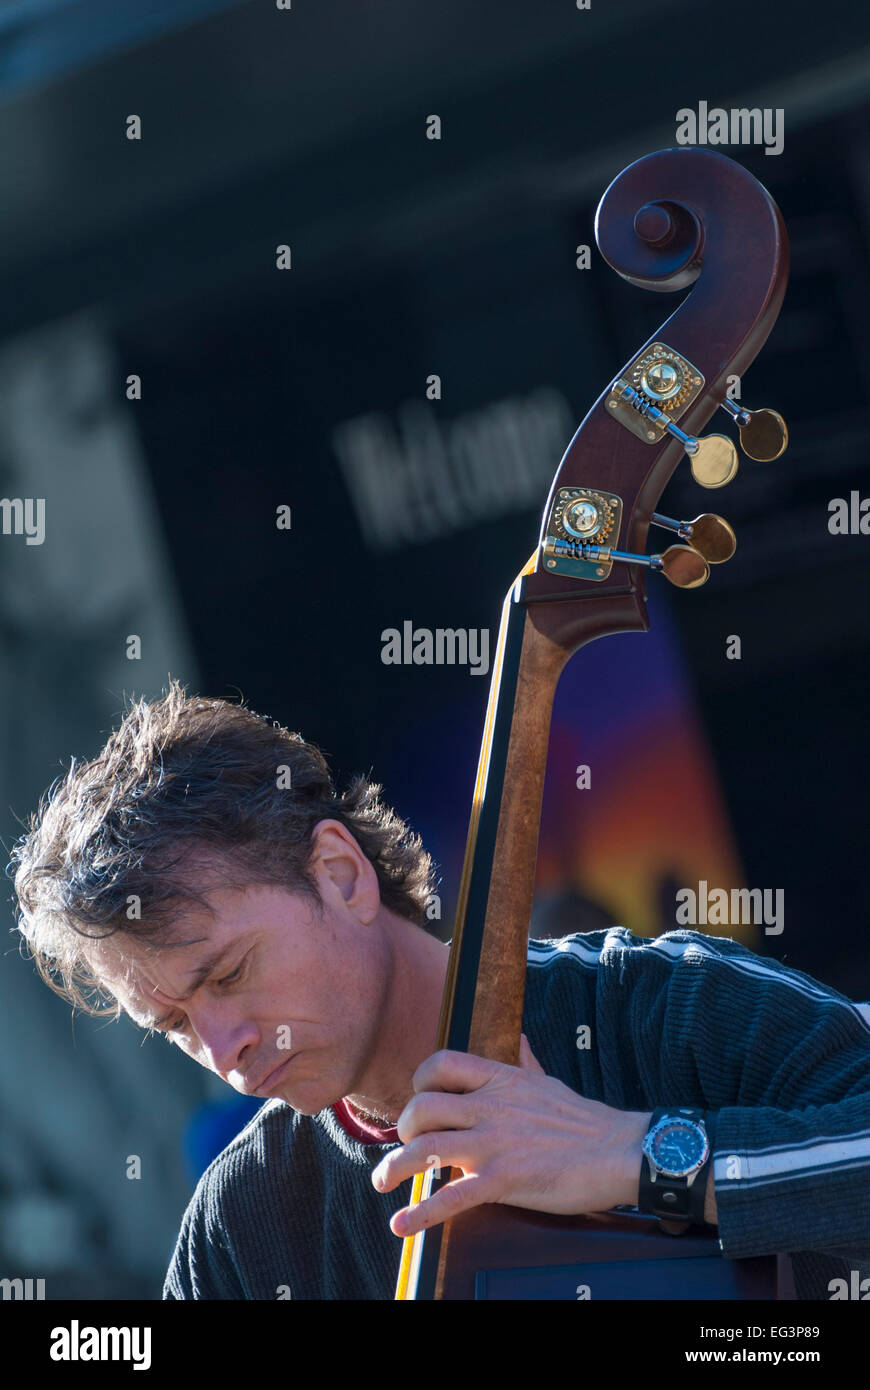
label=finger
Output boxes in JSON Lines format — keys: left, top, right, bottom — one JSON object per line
{"left": 412, "top": 1048, "right": 505, "bottom": 1095}
{"left": 519, "top": 1033, "right": 546, "bottom": 1074}
{"left": 390, "top": 1172, "right": 494, "bottom": 1237}
{"left": 373, "top": 1132, "right": 472, "bottom": 1192}
{"left": 395, "top": 1089, "right": 478, "bottom": 1144}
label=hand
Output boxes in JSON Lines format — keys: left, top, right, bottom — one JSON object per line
{"left": 371, "top": 1036, "right": 652, "bottom": 1238}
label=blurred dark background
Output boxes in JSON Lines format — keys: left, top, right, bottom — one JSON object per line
{"left": 0, "top": 0, "right": 869, "bottom": 1298}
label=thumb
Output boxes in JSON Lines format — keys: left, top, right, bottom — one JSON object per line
{"left": 518, "top": 1032, "right": 546, "bottom": 1074}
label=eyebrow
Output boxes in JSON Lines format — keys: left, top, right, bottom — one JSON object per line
{"left": 138, "top": 944, "right": 237, "bottom": 1031}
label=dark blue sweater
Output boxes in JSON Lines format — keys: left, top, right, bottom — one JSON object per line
{"left": 163, "top": 928, "right": 870, "bottom": 1299}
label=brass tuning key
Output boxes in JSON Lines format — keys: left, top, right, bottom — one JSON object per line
{"left": 609, "top": 381, "right": 738, "bottom": 488}
{"left": 542, "top": 537, "right": 710, "bottom": 588}
{"left": 658, "top": 546, "right": 710, "bottom": 589}
{"left": 651, "top": 511, "right": 736, "bottom": 563}
{"left": 718, "top": 397, "right": 788, "bottom": 462}
{"left": 685, "top": 435, "right": 739, "bottom": 489}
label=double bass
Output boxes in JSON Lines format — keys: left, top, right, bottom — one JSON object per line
{"left": 395, "top": 147, "right": 791, "bottom": 1301}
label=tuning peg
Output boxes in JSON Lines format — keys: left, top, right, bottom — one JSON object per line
{"left": 686, "top": 434, "right": 739, "bottom": 488}
{"left": 656, "top": 546, "right": 710, "bottom": 588}
{"left": 652, "top": 511, "right": 736, "bottom": 563}
{"left": 542, "top": 537, "right": 709, "bottom": 588}
{"left": 610, "top": 382, "right": 738, "bottom": 488}
{"left": 718, "top": 398, "right": 788, "bottom": 461}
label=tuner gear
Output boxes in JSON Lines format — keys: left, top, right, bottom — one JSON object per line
{"left": 606, "top": 342, "right": 704, "bottom": 442}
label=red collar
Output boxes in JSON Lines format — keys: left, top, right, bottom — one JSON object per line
{"left": 333, "top": 1096, "right": 399, "bottom": 1144}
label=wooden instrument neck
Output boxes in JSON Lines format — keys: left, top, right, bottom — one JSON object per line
{"left": 438, "top": 562, "right": 647, "bottom": 1067}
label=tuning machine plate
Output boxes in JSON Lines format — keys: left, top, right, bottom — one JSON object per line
{"left": 544, "top": 487, "right": 623, "bottom": 580}
{"left": 606, "top": 342, "right": 704, "bottom": 443}
{"left": 606, "top": 341, "right": 743, "bottom": 488}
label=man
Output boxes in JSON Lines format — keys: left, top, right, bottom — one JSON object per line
{"left": 9, "top": 679, "right": 870, "bottom": 1299}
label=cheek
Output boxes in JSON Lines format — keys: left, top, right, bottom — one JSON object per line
{"left": 316, "top": 958, "right": 380, "bottom": 1020}
{"left": 263, "top": 928, "right": 388, "bottom": 1033}
{"left": 172, "top": 1034, "right": 204, "bottom": 1065}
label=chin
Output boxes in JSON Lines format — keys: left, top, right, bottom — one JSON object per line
{"left": 276, "top": 1074, "right": 346, "bottom": 1117}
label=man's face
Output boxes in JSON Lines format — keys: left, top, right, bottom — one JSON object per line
{"left": 88, "top": 826, "right": 394, "bottom": 1115}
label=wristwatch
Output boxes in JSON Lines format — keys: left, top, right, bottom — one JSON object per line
{"left": 637, "top": 1107, "right": 712, "bottom": 1225}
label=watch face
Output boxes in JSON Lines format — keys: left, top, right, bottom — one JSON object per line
{"left": 648, "top": 1118, "right": 708, "bottom": 1177}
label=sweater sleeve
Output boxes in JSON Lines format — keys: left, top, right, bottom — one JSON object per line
{"left": 604, "top": 929, "right": 870, "bottom": 1263}
{"left": 162, "top": 1171, "right": 247, "bottom": 1300}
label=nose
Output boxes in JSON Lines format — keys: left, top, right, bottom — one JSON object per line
{"left": 185, "top": 999, "right": 260, "bottom": 1084}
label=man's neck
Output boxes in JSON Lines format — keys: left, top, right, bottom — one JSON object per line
{"left": 344, "top": 1097, "right": 395, "bottom": 1130}
{"left": 345, "top": 915, "right": 449, "bottom": 1126}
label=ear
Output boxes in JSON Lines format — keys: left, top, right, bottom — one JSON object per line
{"left": 309, "top": 819, "right": 380, "bottom": 922}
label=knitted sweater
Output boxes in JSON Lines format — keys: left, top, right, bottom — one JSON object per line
{"left": 163, "top": 928, "right": 870, "bottom": 1300}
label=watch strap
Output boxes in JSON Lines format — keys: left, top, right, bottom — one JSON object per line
{"left": 638, "top": 1107, "right": 713, "bottom": 1225}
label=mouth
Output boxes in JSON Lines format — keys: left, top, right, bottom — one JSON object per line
{"left": 251, "top": 1056, "right": 294, "bottom": 1097}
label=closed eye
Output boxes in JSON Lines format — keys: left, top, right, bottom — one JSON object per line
{"left": 147, "top": 954, "right": 247, "bottom": 1036}
{"left": 150, "top": 1015, "right": 186, "bottom": 1038}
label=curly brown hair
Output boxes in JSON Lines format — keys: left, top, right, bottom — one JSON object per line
{"left": 6, "top": 677, "right": 436, "bottom": 1017}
